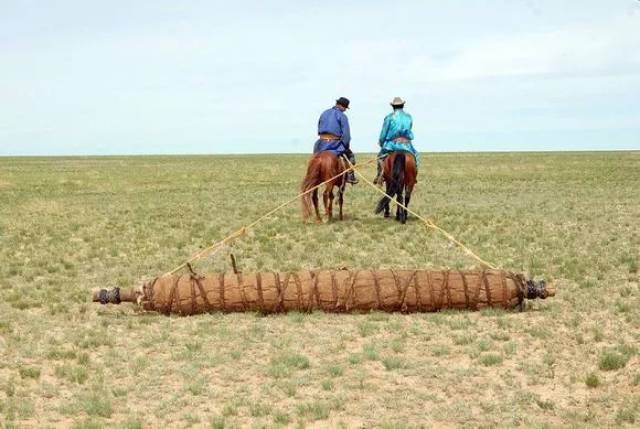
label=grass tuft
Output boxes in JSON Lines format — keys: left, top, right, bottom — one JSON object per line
{"left": 273, "top": 411, "right": 290, "bottom": 425}
{"left": 18, "top": 366, "right": 41, "bottom": 379}
{"left": 268, "top": 352, "right": 310, "bottom": 378}
{"left": 479, "top": 353, "right": 503, "bottom": 366}
{"left": 80, "top": 391, "right": 112, "bottom": 418}
{"left": 585, "top": 372, "right": 600, "bottom": 388}
{"left": 296, "top": 401, "right": 330, "bottom": 421}
{"left": 209, "top": 415, "right": 226, "bottom": 429}
{"left": 599, "top": 350, "right": 630, "bottom": 371}
{"left": 382, "top": 356, "right": 405, "bottom": 371}
{"left": 55, "top": 364, "right": 88, "bottom": 384}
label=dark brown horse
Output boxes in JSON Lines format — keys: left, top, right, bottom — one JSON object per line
{"left": 301, "top": 151, "right": 347, "bottom": 222}
{"left": 375, "top": 151, "right": 417, "bottom": 224}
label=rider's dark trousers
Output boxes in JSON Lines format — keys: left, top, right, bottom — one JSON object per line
{"left": 342, "top": 147, "right": 356, "bottom": 165}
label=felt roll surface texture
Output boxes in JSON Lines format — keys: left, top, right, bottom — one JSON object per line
{"left": 94, "top": 269, "right": 553, "bottom": 315}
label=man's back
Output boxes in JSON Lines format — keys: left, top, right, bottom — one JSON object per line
{"left": 318, "top": 107, "right": 350, "bottom": 145}
{"left": 381, "top": 110, "right": 414, "bottom": 142}
{"left": 312, "top": 97, "right": 358, "bottom": 184}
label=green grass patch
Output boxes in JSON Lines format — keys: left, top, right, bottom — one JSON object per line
{"left": 357, "top": 320, "right": 379, "bottom": 337}
{"left": 268, "top": 352, "right": 310, "bottom": 378}
{"left": 18, "top": 366, "right": 41, "bottom": 379}
{"left": 362, "top": 343, "right": 379, "bottom": 361}
{"left": 209, "top": 415, "right": 226, "bottom": 429}
{"left": 585, "top": 372, "right": 600, "bottom": 388}
{"left": 599, "top": 349, "right": 631, "bottom": 371}
{"left": 327, "top": 364, "right": 344, "bottom": 377}
{"left": 55, "top": 364, "right": 88, "bottom": 384}
{"left": 479, "top": 353, "right": 503, "bottom": 366}
{"left": 249, "top": 402, "right": 271, "bottom": 417}
{"left": 296, "top": 401, "right": 330, "bottom": 421}
{"left": 80, "top": 391, "right": 113, "bottom": 418}
{"left": 382, "top": 356, "right": 405, "bottom": 371}
{"left": 273, "top": 410, "right": 290, "bottom": 425}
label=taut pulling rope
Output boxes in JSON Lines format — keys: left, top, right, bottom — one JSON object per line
{"left": 164, "top": 155, "right": 497, "bottom": 277}
{"left": 346, "top": 159, "right": 498, "bottom": 269}
{"left": 163, "top": 157, "right": 377, "bottom": 276}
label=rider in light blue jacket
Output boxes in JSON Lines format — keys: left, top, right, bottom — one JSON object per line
{"left": 374, "top": 97, "right": 419, "bottom": 184}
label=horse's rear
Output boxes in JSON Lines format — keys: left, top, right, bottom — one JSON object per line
{"left": 301, "top": 151, "right": 346, "bottom": 222}
{"left": 375, "top": 151, "right": 417, "bottom": 224}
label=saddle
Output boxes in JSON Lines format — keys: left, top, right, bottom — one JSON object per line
{"left": 375, "top": 151, "right": 418, "bottom": 185}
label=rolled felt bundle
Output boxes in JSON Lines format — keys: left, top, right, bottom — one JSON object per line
{"left": 93, "top": 269, "right": 553, "bottom": 315}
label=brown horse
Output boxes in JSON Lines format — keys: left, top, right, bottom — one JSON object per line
{"left": 301, "top": 151, "right": 347, "bottom": 222}
{"left": 375, "top": 151, "right": 417, "bottom": 224}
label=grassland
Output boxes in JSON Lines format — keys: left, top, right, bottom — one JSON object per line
{"left": 0, "top": 152, "right": 639, "bottom": 428}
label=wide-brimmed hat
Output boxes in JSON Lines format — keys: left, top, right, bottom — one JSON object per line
{"left": 390, "top": 97, "right": 405, "bottom": 106}
{"left": 336, "top": 97, "right": 350, "bottom": 109}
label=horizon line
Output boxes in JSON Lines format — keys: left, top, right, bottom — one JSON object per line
{"left": 1, "top": 148, "right": 639, "bottom": 158}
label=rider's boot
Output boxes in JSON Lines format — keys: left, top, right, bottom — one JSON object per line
{"left": 343, "top": 152, "right": 359, "bottom": 185}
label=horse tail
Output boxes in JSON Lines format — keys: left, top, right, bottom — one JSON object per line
{"left": 375, "top": 153, "right": 405, "bottom": 214}
{"left": 391, "top": 153, "right": 406, "bottom": 196}
{"left": 375, "top": 193, "right": 388, "bottom": 214}
{"left": 301, "top": 156, "right": 321, "bottom": 220}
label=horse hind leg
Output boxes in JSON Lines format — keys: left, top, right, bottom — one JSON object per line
{"left": 312, "top": 189, "right": 322, "bottom": 223}
{"left": 376, "top": 181, "right": 392, "bottom": 218}
{"left": 375, "top": 194, "right": 390, "bottom": 217}
{"left": 338, "top": 187, "right": 344, "bottom": 221}
{"left": 322, "top": 187, "right": 331, "bottom": 222}
{"left": 395, "top": 187, "right": 404, "bottom": 222}
{"left": 402, "top": 187, "right": 412, "bottom": 224}
{"left": 325, "top": 187, "right": 335, "bottom": 222}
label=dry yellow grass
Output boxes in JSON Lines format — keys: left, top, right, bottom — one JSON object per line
{"left": 0, "top": 152, "right": 639, "bottom": 428}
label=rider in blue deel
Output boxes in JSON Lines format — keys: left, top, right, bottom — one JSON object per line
{"left": 374, "top": 97, "right": 419, "bottom": 184}
{"left": 313, "top": 97, "right": 358, "bottom": 184}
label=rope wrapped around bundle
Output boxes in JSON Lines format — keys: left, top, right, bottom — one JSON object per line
{"left": 93, "top": 269, "right": 554, "bottom": 315}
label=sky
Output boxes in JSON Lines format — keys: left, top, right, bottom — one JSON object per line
{"left": 1, "top": 0, "right": 639, "bottom": 155}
